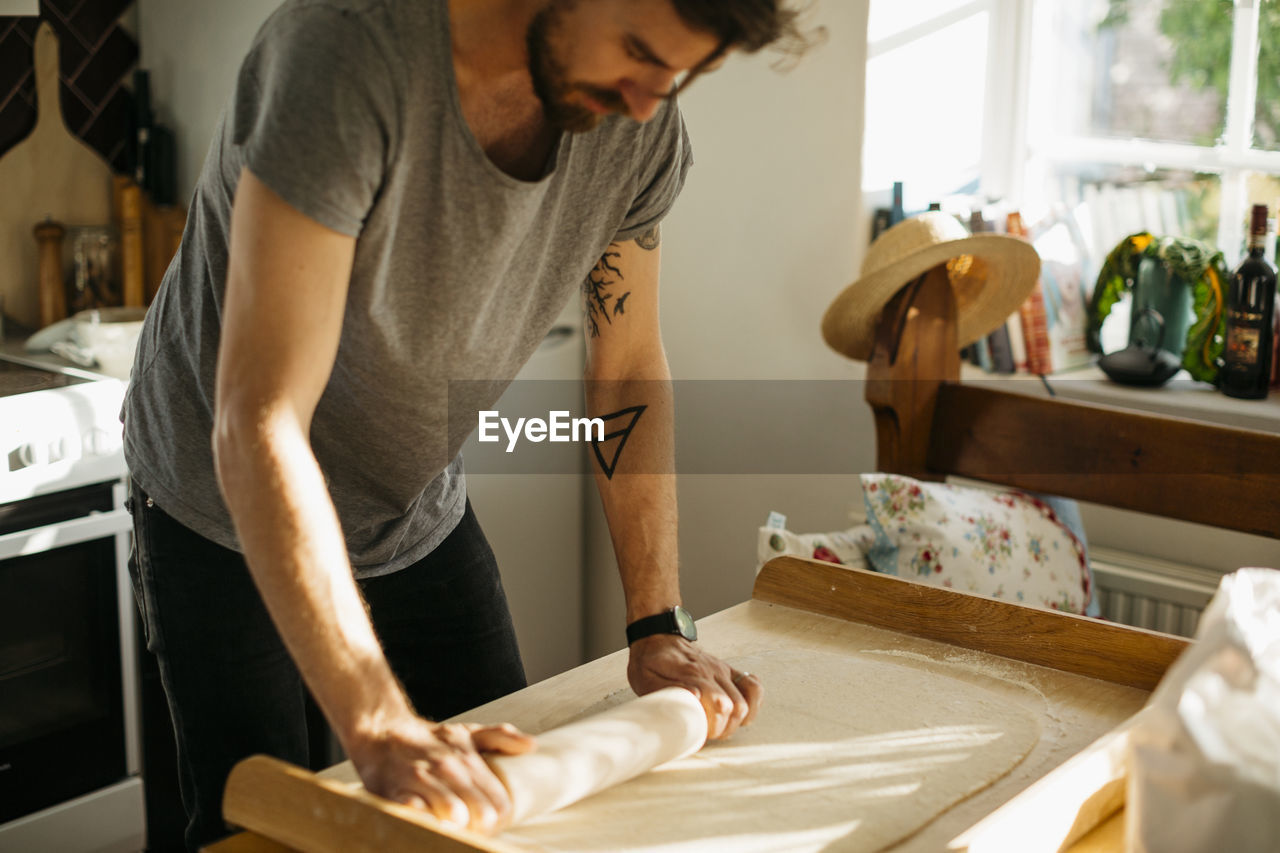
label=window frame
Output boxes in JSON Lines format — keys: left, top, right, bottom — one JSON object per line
{"left": 987, "top": 0, "right": 1280, "bottom": 255}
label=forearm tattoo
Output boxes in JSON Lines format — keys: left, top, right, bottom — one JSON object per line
{"left": 583, "top": 245, "right": 629, "bottom": 338}
{"left": 590, "top": 405, "right": 646, "bottom": 480}
{"left": 582, "top": 228, "right": 659, "bottom": 337}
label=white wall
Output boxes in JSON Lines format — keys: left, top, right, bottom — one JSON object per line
{"left": 135, "top": 0, "right": 277, "bottom": 201}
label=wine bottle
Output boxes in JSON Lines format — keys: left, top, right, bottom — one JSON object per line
{"left": 1270, "top": 292, "right": 1279, "bottom": 388}
{"left": 1220, "top": 204, "right": 1277, "bottom": 399}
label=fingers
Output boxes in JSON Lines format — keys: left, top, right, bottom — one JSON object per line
{"left": 395, "top": 772, "right": 469, "bottom": 828}
{"left": 733, "top": 671, "right": 763, "bottom": 726}
{"left": 364, "top": 720, "right": 526, "bottom": 836}
{"left": 427, "top": 749, "right": 503, "bottom": 832}
{"left": 469, "top": 722, "right": 536, "bottom": 755}
{"left": 626, "top": 637, "right": 764, "bottom": 741}
{"left": 702, "top": 668, "right": 752, "bottom": 740}
{"left": 672, "top": 668, "right": 755, "bottom": 740}
{"left": 432, "top": 723, "right": 514, "bottom": 832}
{"left": 697, "top": 677, "right": 734, "bottom": 739}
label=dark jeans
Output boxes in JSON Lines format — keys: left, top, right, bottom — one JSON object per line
{"left": 126, "top": 484, "right": 526, "bottom": 852}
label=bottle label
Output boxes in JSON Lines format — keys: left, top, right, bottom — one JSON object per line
{"left": 1226, "top": 309, "right": 1262, "bottom": 366}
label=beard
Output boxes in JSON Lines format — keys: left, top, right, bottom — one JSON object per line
{"left": 526, "top": 0, "right": 630, "bottom": 133}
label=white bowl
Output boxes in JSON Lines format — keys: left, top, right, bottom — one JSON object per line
{"left": 72, "top": 307, "right": 146, "bottom": 380}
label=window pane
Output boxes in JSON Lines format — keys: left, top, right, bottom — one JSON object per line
{"left": 868, "top": 0, "right": 981, "bottom": 44}
{"left": 1254, "top": 4, "right": 1280, "bottom": 150}
{"left": 1030, "top": 0, "right": 1229, "bottom": 147}
{"left": 1232, "top": 172, "right": 1280, "bottom": 260}
{"left": 862, "top": 12, "right": 988, "bottom": 201}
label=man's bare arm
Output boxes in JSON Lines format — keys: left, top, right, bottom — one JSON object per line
{"left": 213, "top": 168, "right": 530, "bottom": 833}
{"left": 583, "top": 225, "right": 762, "bottom": 738}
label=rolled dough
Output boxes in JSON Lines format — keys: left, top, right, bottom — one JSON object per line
{"left": 503, "top": 649, "right": 1042, "bottom": 853}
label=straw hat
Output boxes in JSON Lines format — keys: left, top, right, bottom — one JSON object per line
{"left": 822, "top": 212, "right": 1041, "bottom": 361}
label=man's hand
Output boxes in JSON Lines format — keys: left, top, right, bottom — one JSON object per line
{"left": 347, "top": 714, "right": 535, "bottom": 835}
{"left": 626, "top": 635, "right": 763, "bottom": 739}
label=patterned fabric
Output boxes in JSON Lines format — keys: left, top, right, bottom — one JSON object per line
{"left": 757, "top": 474, "right": 1093, "bottom": 616}
{"left": 860, "top": 474, "right": 1091, "bottom": 614}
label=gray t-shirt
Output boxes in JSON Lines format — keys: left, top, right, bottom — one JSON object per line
{"left": 123, "top": 0, "right": 692, "bottom": 577}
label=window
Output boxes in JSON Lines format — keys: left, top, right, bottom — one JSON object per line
{"left": 864, "top": 0, "right": 1280, "bottom": 268}
{"left": 863, "top": 0, "right": 1003, "bottom": 213}
{"left": 1024, "top": 0, "right": 1280, "bottom": 266}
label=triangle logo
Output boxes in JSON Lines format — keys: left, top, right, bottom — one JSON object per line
{"left": 590, "top": 405, "right": 646, "bottom": 480}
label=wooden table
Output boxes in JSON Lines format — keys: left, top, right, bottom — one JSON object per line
{"left": 209, "top": 557, "right": 1188, "bottom": 853}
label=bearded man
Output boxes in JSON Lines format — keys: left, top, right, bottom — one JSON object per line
{"left": 122, "top": 1, "right": 803, "bottom": 848}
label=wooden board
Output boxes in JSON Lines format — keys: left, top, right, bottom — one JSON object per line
{"left": 223, "top": 755, "right": 525, "bottom": 853}
{"left": 754, "top": 557, "right": 1189, "bottom": 691}
{"left": 0, "top": 22, "right": 114, "bottom": 330}
{"left": 209, "top": 557, "right": 1186, "bottom": 853}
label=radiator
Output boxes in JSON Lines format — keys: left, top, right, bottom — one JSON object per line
{"left": 1088, "top": 546, "right": 1222, "bottom": 638}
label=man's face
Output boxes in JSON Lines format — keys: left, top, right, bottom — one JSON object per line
{"left": 526, "top": 0, "right": 725, "bottom": 133}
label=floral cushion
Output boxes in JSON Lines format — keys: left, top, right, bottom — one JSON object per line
{"left": 860, "top": 473, "right": 1091, "bottom": 614}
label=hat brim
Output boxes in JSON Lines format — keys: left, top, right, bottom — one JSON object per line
{"left": 822, "top": 235, "right": 1042, "bottom": 361}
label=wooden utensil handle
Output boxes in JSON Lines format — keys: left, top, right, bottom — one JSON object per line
{"left": 119, "top": 182, "right": 145, "bottom": 307}
{"left": 34, "top": 219, "right": 66, "bottom": 327}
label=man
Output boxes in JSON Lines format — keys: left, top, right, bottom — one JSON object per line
{"left": 123, "top": 0, "right": 805, "bottom": 848}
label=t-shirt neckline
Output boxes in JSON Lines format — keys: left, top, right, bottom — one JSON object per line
{"left": 438, "top": 1, "right": 568, "bottom": 191}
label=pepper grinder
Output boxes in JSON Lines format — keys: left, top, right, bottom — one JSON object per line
{"left": 34, "top": 217, "right": 66, "bottom": 327}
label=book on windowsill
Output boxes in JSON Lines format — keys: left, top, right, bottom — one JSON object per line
{"left": 986, "top": 323, "right": 1016, "bottom": 374}
{"left": 1006, "top": 211, "right": 1058, "bottom": 375}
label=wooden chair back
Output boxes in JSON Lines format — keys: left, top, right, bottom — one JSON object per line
{"left": 864, "top": 264, "right": 1280, "bottom": 541}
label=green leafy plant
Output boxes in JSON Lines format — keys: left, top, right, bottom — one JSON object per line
{"left": 1088, "top": 232, "right": 1229, "bottom": 382}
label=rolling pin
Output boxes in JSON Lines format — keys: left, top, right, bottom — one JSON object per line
{"left": 487, "top": 685, "right": 708, "bottom": 826}
{"left": 222, "top": 687, "right": 708, "bottom": 852}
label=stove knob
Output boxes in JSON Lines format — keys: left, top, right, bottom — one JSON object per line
{"left": 17, "top": 443, "right": 43, "bottom": 468}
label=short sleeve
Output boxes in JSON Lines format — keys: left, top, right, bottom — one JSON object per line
{"left": 613, "top": 98, "right": 694, "bottom": 242}
{"left": 230, "top": 3, "right": 399, "bottom": 237}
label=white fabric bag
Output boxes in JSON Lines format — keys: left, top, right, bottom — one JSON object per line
{"left": 1127, "top": 568, "right": 1280, "bottom": 853}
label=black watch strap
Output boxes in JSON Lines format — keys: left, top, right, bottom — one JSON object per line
{"left": 626, "top": 606, "right": 697, "bottom": 645}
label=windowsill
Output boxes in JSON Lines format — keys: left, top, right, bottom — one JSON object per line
{"left": 959, "top": 363, "right": 1280, "bottom": 434}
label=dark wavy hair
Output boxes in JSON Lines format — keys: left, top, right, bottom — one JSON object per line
{"left": 672, "top": 0, "right": 816, "bottom": 56}
{"left": 668, "top": 1, "right": 820, "bottom": 90}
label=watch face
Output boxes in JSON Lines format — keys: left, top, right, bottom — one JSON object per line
{"left": 674, "top": 606, "right": 698, "bottom": 641}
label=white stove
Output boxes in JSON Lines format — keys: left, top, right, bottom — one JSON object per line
{"left": 0, "top": 345, "right": 143, "bottom": 853}
{"left": 0, "top": 348, "right": 128, "bottom": 503}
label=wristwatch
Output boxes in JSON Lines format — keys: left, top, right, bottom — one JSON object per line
{"left": 626, "top": 605, "right": 698, "bottom": 645}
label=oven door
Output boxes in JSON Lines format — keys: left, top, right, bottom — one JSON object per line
{"left": 0, "top": 481, "right": 136, "bottom": 825}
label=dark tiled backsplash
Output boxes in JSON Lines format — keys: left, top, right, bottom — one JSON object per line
{"left": 0, "top": 0, "right": 138, "bottom": 173}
